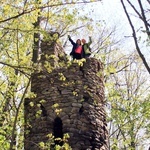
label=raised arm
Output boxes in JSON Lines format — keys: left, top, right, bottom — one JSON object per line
{"left": 68, "top": 35, "right": 76, "bottom": 45}
{"left": 88, "top": 36, "right": 92, "bottom": 46}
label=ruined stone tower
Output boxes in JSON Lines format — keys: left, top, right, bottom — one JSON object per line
{"left": 24, "top": 38, "right": 108, "bottom": 150}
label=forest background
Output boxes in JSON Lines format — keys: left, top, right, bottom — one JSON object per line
{"left": 0, "top": 0, "right": 149, "bottom": 150}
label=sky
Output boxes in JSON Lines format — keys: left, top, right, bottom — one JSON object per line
{"left": 94, "top": 0, "right": 150, "bottom": 64}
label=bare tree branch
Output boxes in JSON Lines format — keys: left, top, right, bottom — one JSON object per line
{"left": 147, "top": 0, "right": 150, "bottom": 5}
{"left": 120, "top": 0, "right": 150, "bottom": 74}
{"left": 137, "top": 0, "right": 150, "bottom": 37}
{"left": 126, "top": 0, "right": 143, "bottom": 20}
{"left": 126, "top": 0, "right": 150, "bottom": 36}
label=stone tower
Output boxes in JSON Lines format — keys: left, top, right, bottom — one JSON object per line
{"left": 24, "top": 38, "right": 108, "bottom": 150}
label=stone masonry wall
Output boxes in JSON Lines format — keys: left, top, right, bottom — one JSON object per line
{"left": 24, "top": 40, "right": 108, "bottom": 150}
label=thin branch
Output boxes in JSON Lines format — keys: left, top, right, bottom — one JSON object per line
{"left": 126, "top": 0, "right": 143, "bottom": 20}
{"left": 110, "top": 64, "right": 130, "bottom": 75}
{"left": 126, "top": 0, "right": 150, "bottom": 37}
{"left": 0, "top": 61, "right": 31, "bottom": 77}
{"left": 109, "top": 114, "right": 143, "bottom": 138}
{"left": 120, "top": 0, "right": 150, "bottom": 74}
{"left": 137, "top": 0, "right": 150, "bottom": 37}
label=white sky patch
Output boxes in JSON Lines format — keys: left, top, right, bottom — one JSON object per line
{"left": 91, "top": 0, "right": 150, "bottom": 63}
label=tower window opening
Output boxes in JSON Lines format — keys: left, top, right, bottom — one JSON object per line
{"left": 53, "top": 117, "right": 63, "bottom": 146}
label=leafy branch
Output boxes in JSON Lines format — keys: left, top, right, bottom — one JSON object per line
{"left": 0, "top": 1, "right": 101, "bottom": 24}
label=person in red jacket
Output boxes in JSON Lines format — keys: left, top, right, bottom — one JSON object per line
{"left": 68, "top": 35, "right": 83, "bottom": 60}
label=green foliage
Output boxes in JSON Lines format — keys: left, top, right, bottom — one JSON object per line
{"left": 58, "top": 73, "right": 66, "bottom": 81}
{"left": 106, "top": 54, "right": 150, "bottom": 149}
{"left": 72, "top": 91, "right": 78, "bottom": 96}
{"left": 38, "top": 133, "right": 72, "bottom": 150}
{"left": 52, "top": 103, "right": 62, "bottom": 115}
{"left": 44, "top": 60, "right": 54, "bottom": 73}
{"left": 75, "top": 58, "right": 86, "bottom": 67}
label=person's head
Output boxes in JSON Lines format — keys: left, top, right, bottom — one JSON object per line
{"left": 82, "top": 39, "right": 86, "bottom": 44}
{"left": 76, "top": 39, "right": 81, "bottom": 45}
